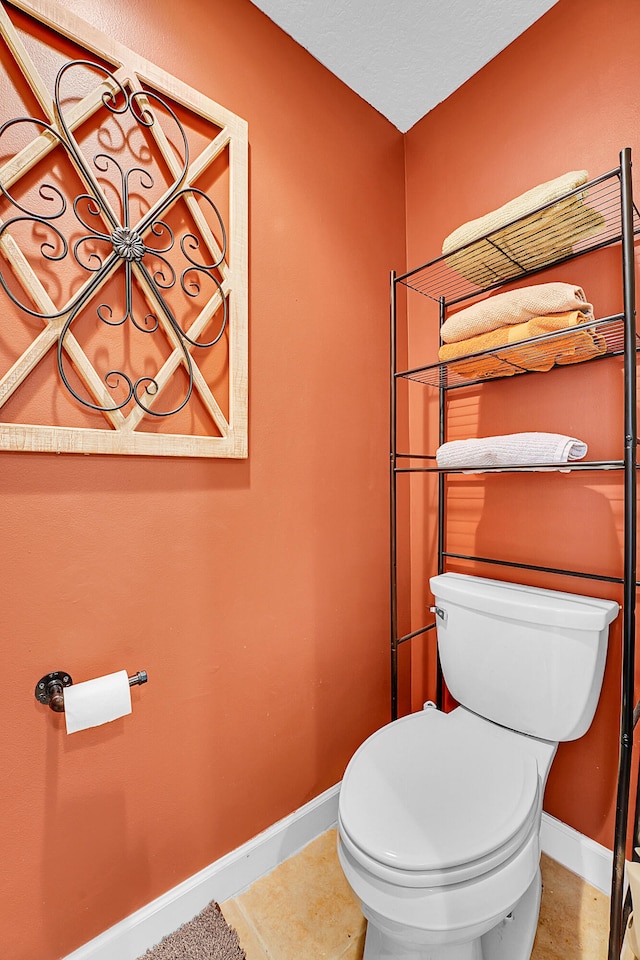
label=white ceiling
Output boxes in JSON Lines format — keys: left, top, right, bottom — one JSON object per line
{"left": 250, "top": 0, "right": 559, "bottom": 132}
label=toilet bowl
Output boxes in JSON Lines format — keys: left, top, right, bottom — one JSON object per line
{"left": 338, "top": 574, "right": 619, "bottom": 959}
{"left": 338, "top": 706, "right": 555, "bottom": 959}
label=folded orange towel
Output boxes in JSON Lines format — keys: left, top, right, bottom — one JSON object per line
{"left": 438, "top": 311, "right": 606, "bottom": 381}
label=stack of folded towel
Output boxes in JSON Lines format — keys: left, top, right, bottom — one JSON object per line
{"left": 442, "top": 170, "right": 605, "bottom": 287}
{"left": 438, "top": 281, "right": 605, "bottom": 380}
{"left": 436, "top": 432, "right": 588, "bottom": 472}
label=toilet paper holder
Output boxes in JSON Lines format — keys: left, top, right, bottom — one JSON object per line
{"left": 35, "top": 670, "right": 148, "bottom": 712}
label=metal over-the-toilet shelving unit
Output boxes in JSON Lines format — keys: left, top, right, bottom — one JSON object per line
{"left": 389, "top": 148, "right": 639, "bottom": 960}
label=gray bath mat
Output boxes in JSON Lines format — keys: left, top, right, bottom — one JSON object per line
{"left": 138, "top": 901, "right": 246, "bottom": 959}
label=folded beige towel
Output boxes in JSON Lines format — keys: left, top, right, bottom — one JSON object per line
{"left": 443, "top": 171, "right": 589, "bottom": 252}
{"left": 442, "top": 170, "right": 605, "bottom": 287}
{"left": 441, "top": 282, "right": 594, "bottom": 343}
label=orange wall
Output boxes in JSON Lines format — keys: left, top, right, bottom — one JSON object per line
{"left": 403, "top": 0, "right": 640, "bottom": 849}
{"left": 5, "top": 1, "right": 640, "bottom": 957}
{"left": 1, "top": 3, "right": 405, "bottom": 958}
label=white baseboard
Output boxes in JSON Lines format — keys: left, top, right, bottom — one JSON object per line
{"left": 62, "top": 783, "right": 340, "bottom": 960}
{"left": 62, "top": 786, "right": 614, "bottom": 960}
{"left": 541, "top": 811, "right": 613, "bottom": 894}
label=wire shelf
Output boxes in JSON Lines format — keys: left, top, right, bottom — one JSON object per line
{"left": 396, "top": 314, "right": 635, "bottom": 388}
{"left": 396, "top": 169, "right": 640, "bottom": 308}
{"left": 395, "top": 458, "right": 625, "bottom": 474}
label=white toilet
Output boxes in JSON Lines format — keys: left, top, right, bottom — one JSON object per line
{"left": 338, "top": 573, "right": 619, "bottom": 960}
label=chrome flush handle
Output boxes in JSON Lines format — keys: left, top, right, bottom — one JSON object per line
{"left": 429, "top": 605, "right": 447, "bottom": 623}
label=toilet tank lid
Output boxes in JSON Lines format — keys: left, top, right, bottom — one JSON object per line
{"left": 429, "top": 573, "right": 619, "bottom": 631}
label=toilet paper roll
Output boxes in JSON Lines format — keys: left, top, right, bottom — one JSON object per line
{"left": 64, "top": 670, "right": 132, "bottom": 734}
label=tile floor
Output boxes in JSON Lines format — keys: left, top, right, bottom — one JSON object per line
{"left": 220, "top": 829, "right": 610, "bottom": 960}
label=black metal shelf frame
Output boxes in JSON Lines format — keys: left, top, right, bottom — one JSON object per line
{"left": 389, "top": 148, "right": 638, "bottom": 960}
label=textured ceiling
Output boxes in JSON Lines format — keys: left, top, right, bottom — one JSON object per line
{"left": 250, "top": 0, "right": 559, "bottom": 132}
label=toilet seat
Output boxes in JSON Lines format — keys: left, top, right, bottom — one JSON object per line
{"left": 339, "top": 707, "right": 541, "bottom": 887}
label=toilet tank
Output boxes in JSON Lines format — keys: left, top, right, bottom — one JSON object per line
{"left": 429, "top": 573, "right": 619, "bottom": 741}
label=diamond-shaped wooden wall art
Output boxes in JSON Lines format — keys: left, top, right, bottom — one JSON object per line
{"left": 0, "top": 0, "right": 248, "bottom": 456}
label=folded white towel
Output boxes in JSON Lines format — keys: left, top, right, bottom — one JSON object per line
{"left": 436, "top": 432, "right": 588, "bottom": 471}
